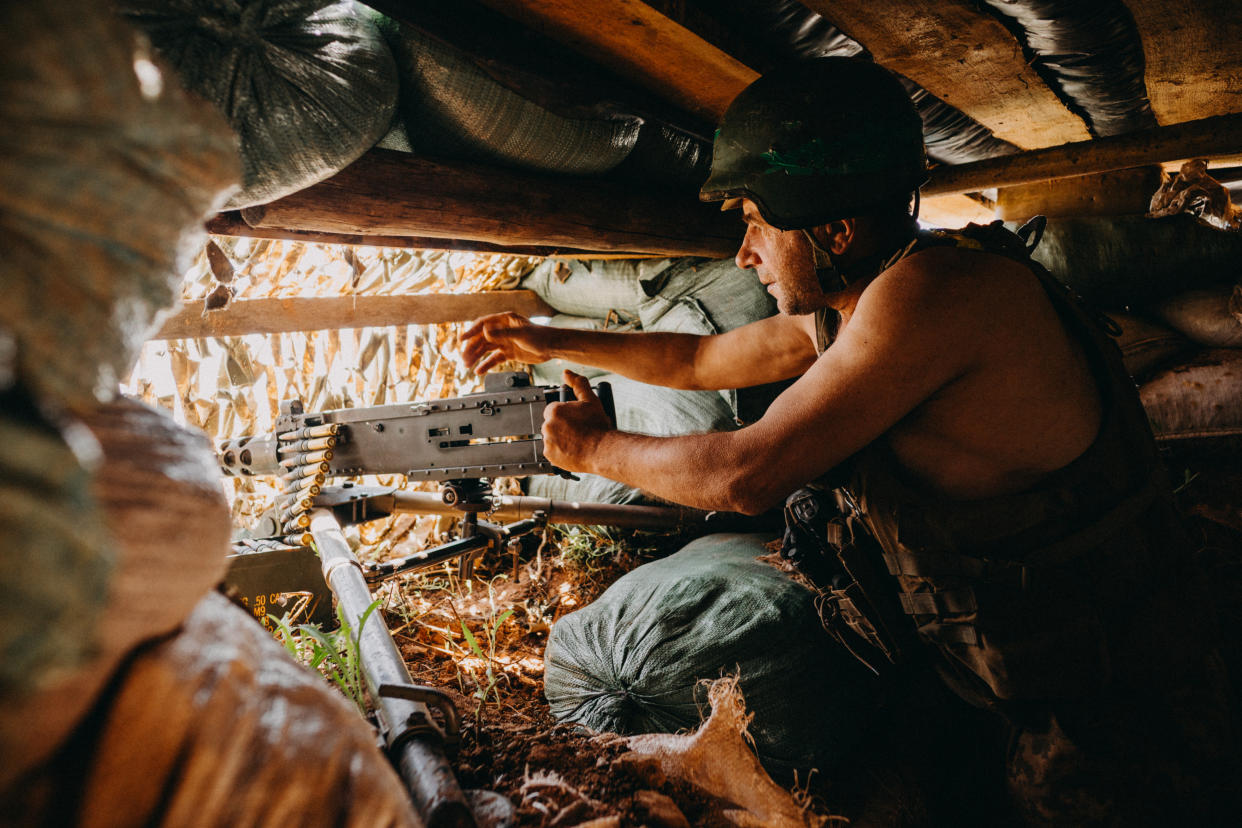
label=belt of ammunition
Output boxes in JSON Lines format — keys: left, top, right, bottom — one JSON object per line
{"left": 282, "top": 513, "right": 311, "bottom": 531}
{"left": 278, "top": 436, "right": 337, "bottom": 454}
{"left": 281, "top": 463, "right": 330, "bottom": 483}
{"left": 279, "top": 449, "right": 333, "bottom": 469}
{"left": 277, "top": 424, "right": 341, "bottom": 441}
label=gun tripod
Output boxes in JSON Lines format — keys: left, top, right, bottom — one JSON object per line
{"left": 361, "top": 478, "right": 547, "bottom": 584}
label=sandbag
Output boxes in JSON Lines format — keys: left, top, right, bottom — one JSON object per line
{"left": 0, "top": 0, "right": 235, "bottom": 787}
{"left": 3, "top": 592, "right": 421, "bottom": 827}
{"left": 521, "top": 258, "right": 681, "bottom": 320}
{"left": 1141, "top": 349, "right": 1242, "bottom": 450}
{"left": 0, "top": 1, "right": 238, "bottom": 412}
{"left": 1, "top": 398, "right": 231, "bottom": 792}
{"left": 1031, "top": 215, "right": 1242, "bottom": 308}
{"left": 121, "top": 0, "right": 398, "bottom": 209}
{"left": 638, "top": 258, "right": 776, "bottom": 336}
{"left": 522, "top": 258, "right": 778, "bottom": 340}
{"left": 544, "top": 533, "right": 877, "bottom": 778}
{"left": 638, "top": 258, "right": 781, "bottom": 420}
{"left": 525, "top": 373, "right": 737, "bottom": 504}
{"left": 380, "top": 21, "right": 639, "bottom": 176}
{"left": 1152, "top": 285, "right": 1242, "bottom": 348}
{"left": 1106, "top": 312, "right": 1198, "bottom": 381}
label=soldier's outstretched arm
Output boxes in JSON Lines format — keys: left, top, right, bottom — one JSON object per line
{"left": 461, "top": 311, "right": 816, "bottom": 391}
{"left": 541, "top": 251, "right": 981, "bottom": 513}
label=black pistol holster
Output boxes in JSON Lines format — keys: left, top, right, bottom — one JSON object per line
{"left": 782, "top": 486, "right": 915, "bottom": 675}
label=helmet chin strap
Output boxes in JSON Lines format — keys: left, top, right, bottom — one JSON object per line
{"left": 802, "top": 193, "right": 922, "bottom": 293}
{"left": 801, "top": 229, "right": 849, "bottom": 292}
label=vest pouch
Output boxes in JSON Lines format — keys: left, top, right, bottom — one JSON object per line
{"left": 901, "top": 569, "right": 1113, "bottom": 701}
{"left": 782, "top": 488, "right": 915, "bottom": 675}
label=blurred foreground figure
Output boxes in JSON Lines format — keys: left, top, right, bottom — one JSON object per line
{"left": 0, "top": 3, "right": 420, "bottom": 824}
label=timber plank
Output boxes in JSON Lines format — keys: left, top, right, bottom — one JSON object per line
{"left": 921, "top": 194, "right": 996, "bottom": 228}
{"left": 472, "top": 0, "right": 757, "bottom": 123}
{"left": 240, "top": 150, "right": 741, "bottom": 258}
{"left": 925, "top": 113, "right": 1242, "bottom": 196}
{"left": 799, "top": 0, "right": 1090, "bottom": 149}
{"left": 151, "top": 292, "right": 554, "bottom": 340}
{"left": 1127, "top": 0, "right": 1242, "bottom": 126}
{"left": 996, "top": 167, "right": 1164, "bottom": 221}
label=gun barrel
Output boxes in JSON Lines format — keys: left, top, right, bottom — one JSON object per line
{"left": 388, "top": 490, "right": 718, "bottom": 530}
{"left": 218, "top": 434, "right": 281, "bottom": 476}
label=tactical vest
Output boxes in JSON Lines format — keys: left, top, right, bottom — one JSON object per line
{"left": 785, "top": 220, "right": 1188, "bottom": 708}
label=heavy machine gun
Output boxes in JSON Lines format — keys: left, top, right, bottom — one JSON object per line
{"left": 217, "top": 372, "right": 745, "bottom": 828}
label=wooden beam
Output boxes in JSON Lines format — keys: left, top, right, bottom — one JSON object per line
{"left": 205, "top": 212, "right": 653, "bottom": 258}
{"left": 151, "top": 292, "right": 555, "bottom": 340}
{"left": 925, "top": 113, "right": 1242, "bottom": 197}
{"left": 920, "top": 194, "right": 995, "bottom": 228}
{"left": 1127, "top": 0, "right": 1242, "bottom": 126}
{"left": 471, "top": 0, "right": 757, "bottom": 123}
{"left": 799, "top": 0, "right": 1090, "bottom": 149}
{"left": 239, "top": 150, "right": 741, "bottom": 258}
{"left": 996, "top": 167, "right": 1163, "bottom": 222}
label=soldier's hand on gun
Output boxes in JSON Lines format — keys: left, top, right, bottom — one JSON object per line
{"left": 461, "top": 312, "right": 550, "bottom": 374}
{"left": 542, "top": 370, "right": 612, "bottom": 472}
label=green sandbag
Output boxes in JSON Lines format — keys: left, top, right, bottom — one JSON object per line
{"left": 521, "top": 258, "right": 682, "bottom": 320}
{"left": 1031, "top": 215, "right": 1242, "bottom": 308}
{"left": 121, "top": 0, "right": 398, "bottom": 208}
{"left": 544, "top": 533, "right": 878, "bottom": 778}
{"left": 379, "top": 22, "right": 640, "bottom": 176}
{"left": 639, "top": 257, "right": 776, "bottom": 336}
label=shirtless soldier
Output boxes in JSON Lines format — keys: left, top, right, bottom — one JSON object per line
{"left": 462, "top": 58, "right": 1237, "bottom": 823}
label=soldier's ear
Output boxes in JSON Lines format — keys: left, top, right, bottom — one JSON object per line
{"left": 817, "top": 219, "right": 856, "bottom": 256}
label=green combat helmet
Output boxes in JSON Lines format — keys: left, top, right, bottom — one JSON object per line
{"left": 700, "top": 57, "right": 928, "bottom": 230}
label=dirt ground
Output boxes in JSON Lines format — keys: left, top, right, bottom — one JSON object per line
{"left": 384, "top": 526, "right": 778, "bottom": 827}
{"left": 377, "top": 524, "right": 867, "bottom": 828}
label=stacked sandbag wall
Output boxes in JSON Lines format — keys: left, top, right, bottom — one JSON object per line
{"left": 520, "top": 257, "right": 781, "bottom": 504}
{"left": 1029, "top": 216, "right": 1242, "bottom": 459}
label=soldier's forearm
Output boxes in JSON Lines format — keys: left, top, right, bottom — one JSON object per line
{"left": 544, "top": 327, "right": 715, "bottom": 389}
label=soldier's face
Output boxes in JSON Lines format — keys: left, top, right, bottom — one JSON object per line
{"left": 735, "top": 200, "right": 826, "bottom": 316}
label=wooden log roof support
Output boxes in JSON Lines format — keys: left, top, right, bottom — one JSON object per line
{"left": 472, "top": 0, "right": 758, "bottom": 124}
{"left": 150, "top": 292, "right": 554, "bottom": 341}
{"left": 205, "top": 213, "right": 655, "bottom": 258}
{"left": 239, "top": 149, "right": 742, "bottom": 258}
{"left": 799, "top": 0, "right": 1091, "bottom": 150}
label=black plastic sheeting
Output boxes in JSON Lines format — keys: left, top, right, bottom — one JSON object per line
{"left": 689, "top": 0, "right": 1018, "bottom": 165}
{"left": 981, "top": 0, "right": 1156, "bottom": 138}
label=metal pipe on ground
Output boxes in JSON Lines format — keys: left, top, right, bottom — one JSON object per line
{"left": 309, "top": 509, "right": 477, "bottom": 828}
